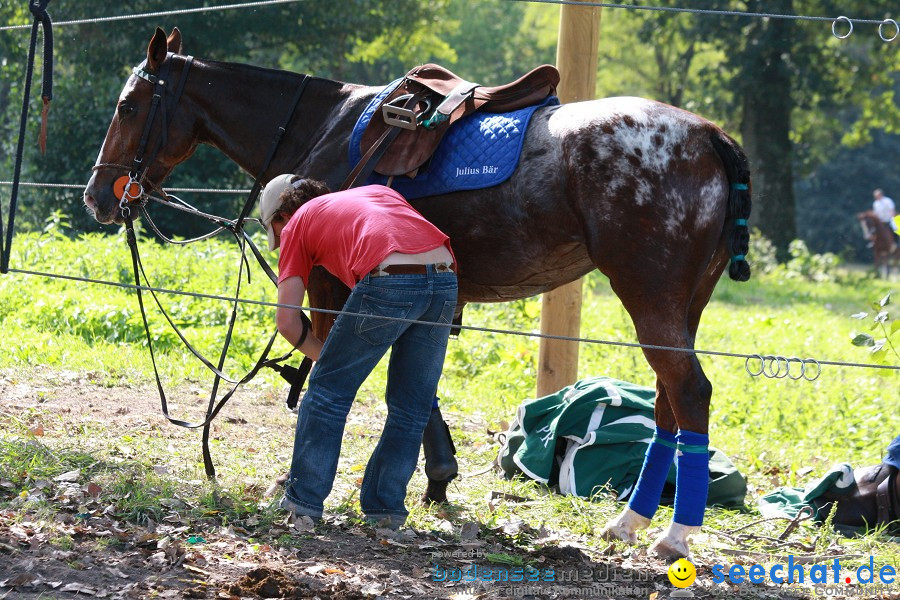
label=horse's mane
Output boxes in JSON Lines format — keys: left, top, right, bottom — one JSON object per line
{"left": 196, "top": 56, "right": 350, "bottom": 91}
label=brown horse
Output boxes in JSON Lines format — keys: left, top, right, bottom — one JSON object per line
{"left": 83, "top": 29, "right": 751, "bottom": 558}
{"left": 857, "top": 211, "right": 900, "bottom": 278}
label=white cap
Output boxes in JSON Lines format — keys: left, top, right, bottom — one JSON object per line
{"left": 259, "top": 174, "right": 299, "bottom": 251}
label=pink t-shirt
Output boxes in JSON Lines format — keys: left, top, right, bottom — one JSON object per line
{"left": 277, "top": 185, "right": 453, "bottom": 289}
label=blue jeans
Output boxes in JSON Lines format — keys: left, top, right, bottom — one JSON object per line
{"left": 283, "top": 265, "right": 457, "bottom": 524}
{"left": 887, "top": 435, "right": 900, "bottom": 471}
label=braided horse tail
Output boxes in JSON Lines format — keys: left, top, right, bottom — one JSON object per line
{"left": 711, "top": 131, "right": 752, "bottom": 282}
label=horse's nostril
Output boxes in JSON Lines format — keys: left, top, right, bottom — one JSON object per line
{"left": 84, "top": 193, "right": 96, "bottom": 210}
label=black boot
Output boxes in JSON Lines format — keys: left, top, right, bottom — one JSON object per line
{"left": 421, "top": 405, "right": 457, "bottom": 503}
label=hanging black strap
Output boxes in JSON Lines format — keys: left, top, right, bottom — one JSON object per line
{"left": 127, "top": 219, "right": 242, "bottom": 384}
{"left": 234, "top": 75, "right": 309, "bottom": 229}
{"left": 125, "top": 218, "right": 295, "bottom": 422}
{"left": 125, "top": 74, "right": 312, "bottom": 478}
{"left": 276, "top": 357, "right": 313, "bottom": 410}
{"left": 2, "top": 0, "right": 53, "bottom": 274}
{"left": 238, "top": 228, "right": 315, "bottom": 410}
{"left": 33, "top": 0, "right": 53, "bottom": 154}
{"left": 31, "top": 0, "right": 53, "bottom": 103}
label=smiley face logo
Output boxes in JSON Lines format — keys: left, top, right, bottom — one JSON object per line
{"left": 667, "top": 558, "right": 696, "bottom": 588}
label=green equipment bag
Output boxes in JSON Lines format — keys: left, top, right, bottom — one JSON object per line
{"left": 757, "top": 463, "right": 854, "bottom": 519}
{"left": 497, "top": 376, "right": 747, "bottom": 509}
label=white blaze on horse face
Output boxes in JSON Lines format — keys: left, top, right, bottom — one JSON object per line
{"left": 93, "top": 77, "right": 141, "bottom": 170}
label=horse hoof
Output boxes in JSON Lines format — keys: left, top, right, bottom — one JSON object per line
{"left": 649, "top": 523, "right": 698, "bottom": 560}
{"left": 421, "top": 477, "right": 452, "bottom": 504}
{"left": 599, "top": 508, "right": 650, "bottom": 544}
{"left": 599, "top": 524, "right": 637, "bottom": 544}
{"left": 649, "top": 537, "right": 689, "bottom": 560}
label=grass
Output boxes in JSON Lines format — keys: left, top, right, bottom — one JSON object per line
{"left": 1, "top": 226, "right": 899, "bottom": 596}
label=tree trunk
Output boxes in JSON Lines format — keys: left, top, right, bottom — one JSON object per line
{"left": 738, "top": 4, "right": 796, "bottom": 258}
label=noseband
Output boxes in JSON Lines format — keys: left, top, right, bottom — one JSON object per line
{"left": 92, "top": 52, "right": 194, "bottom": 218}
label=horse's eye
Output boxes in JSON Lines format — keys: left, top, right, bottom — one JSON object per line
{"left": 117, "top": 104, "right": 135, "bottom": 118}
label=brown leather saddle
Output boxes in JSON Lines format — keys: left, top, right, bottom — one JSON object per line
{"left": 810, "top": 463, "right": 900, "bottom": 533}
{"left": 345, "top": 63, "right": 560, "bottom": 189}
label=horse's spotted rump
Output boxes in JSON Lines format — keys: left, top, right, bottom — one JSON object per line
{"left": 548, "top": 98, "right": 724, "bottom": 230}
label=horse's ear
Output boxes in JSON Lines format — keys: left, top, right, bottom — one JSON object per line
{"left": 167, "top": 27, "right": 182, "bottom": 54}
{"left": 147, "top": 27, "right": 168, "bottom": 72}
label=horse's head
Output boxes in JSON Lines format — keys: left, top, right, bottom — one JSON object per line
{"left": 856, "top": 211, "right": 877, "bottom": 240}
{"left": 84, "top": 27, "right": 199, "bottom": 224}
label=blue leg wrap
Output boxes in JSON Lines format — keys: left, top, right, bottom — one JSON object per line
{"left": 673, "top": 430, "right": 710, "bottom": 527}
{"left": 627, "top": 427, "right": 677, "bottom": 519}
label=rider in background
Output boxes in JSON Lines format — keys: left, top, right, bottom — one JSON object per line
{"left": 872, "top": 188, "right": 899, "bottom": 243}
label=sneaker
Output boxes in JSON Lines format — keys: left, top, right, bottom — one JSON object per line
{"left": 279, "top": 495, "right": 323, "bottom": 525}
{"left": 364, "top": 513, "right": 407, "bottom": 530}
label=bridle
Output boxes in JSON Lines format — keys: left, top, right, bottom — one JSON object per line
{"left": 91, "top": 52, "right": 194, "bottom": 219}
{"left": 91, "top": 51, "right": 315, "bottom": 480}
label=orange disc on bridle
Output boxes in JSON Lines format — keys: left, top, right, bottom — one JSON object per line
{"left": 113, "top": 175, "right": 142, "bottom": 202}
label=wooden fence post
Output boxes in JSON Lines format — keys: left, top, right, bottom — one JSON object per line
{"left": 536, "top": 0, "right": 601, "bottom": 397}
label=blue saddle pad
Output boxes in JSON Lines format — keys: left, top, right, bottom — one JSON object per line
{"left": 348, "top": 80, "right": 559, "bottom": 200}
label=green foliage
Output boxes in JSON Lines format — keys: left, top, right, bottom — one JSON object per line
{"left": 850, "top": 292, "right": 900, "bottom": 365}
{"left": 782, "top": 239, "right": 841, "bottom": 282}
{"left": 748, "top": 228, "right": 778, "bottom": 275}
{"left": 593, "top": 3, "right": 731, "bottom": 122}
{"left": 795, "top": 130, "right": 900, "bottom": 259}
{"left": 747, "top": 229, "right": 840, "bottom": 281}
{"left": 0, "top": 225, "right": 281, "bottom": 382}
{"left": 442, "top": 1, "right": 557, "bottom": 84}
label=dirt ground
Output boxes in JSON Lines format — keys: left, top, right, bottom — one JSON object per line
{"left": 0, "top": 371, "right": 894, "bottom": 600}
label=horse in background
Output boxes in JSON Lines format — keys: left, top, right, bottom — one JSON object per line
{"left": 857, "top": 211, "right": 900, "bottom": 278}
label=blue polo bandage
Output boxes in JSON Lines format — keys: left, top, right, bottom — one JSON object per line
{"left": 673, "top": 430, "right": 710, "bottom": 527}
{"left": 627, "top": 427, "right": 677, "bottom": 519}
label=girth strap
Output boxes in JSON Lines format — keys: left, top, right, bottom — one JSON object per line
{"left": 235, "top": 75, "right": 309, "bottom": 227}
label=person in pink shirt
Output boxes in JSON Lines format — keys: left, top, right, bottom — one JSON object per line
{"left": 259, "top": 175, "right": 458, "bottom": 528}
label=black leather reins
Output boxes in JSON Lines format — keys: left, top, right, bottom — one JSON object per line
{"left": 103, "top": 52, "right": 313, "bottom": 479}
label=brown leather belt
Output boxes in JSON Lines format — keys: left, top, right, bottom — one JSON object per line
{"left": 368, "top": 262, "right": 455, "bottom": 277}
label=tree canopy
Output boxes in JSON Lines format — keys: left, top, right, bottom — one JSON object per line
{"left": 1, "top": 0, "right": 897, "bottom": 260}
